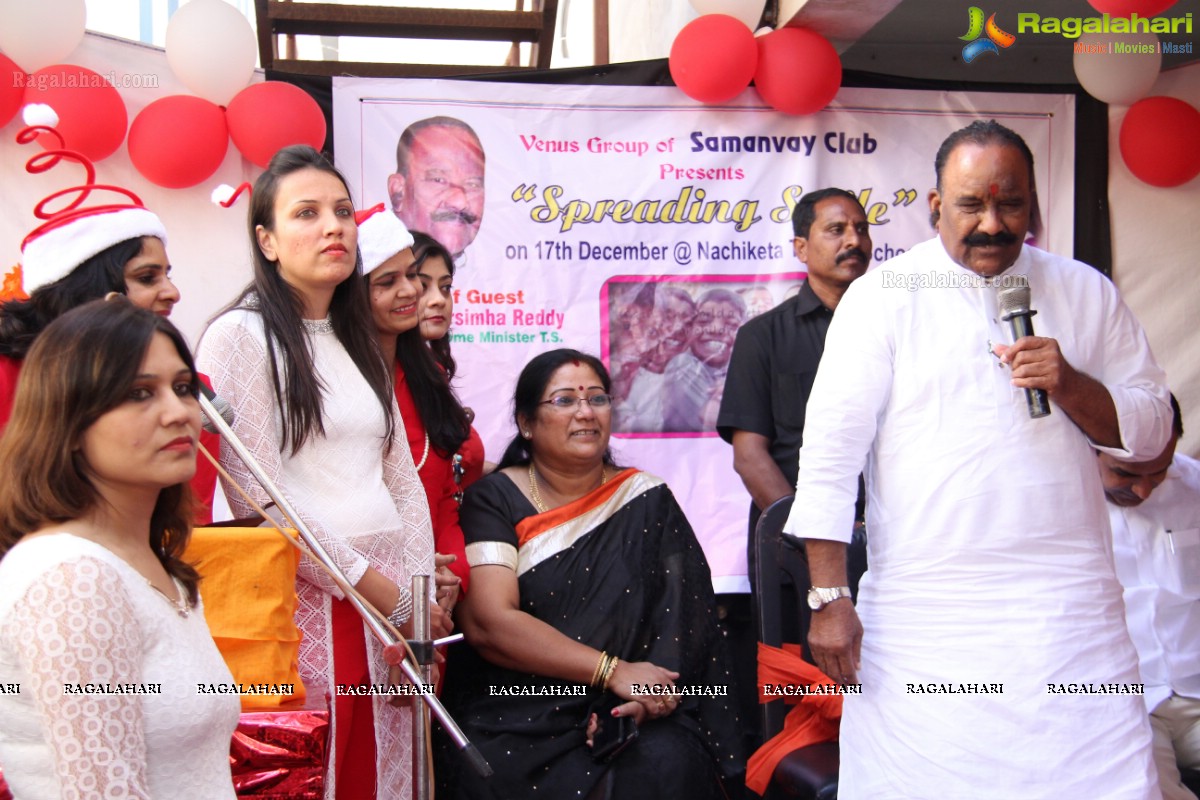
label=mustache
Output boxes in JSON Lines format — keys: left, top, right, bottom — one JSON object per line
{"left": 836, "top": 248, "right": 869, "bottom": 264}
{"left": 963, "top": 231, "right": 1018, "bottom": 247}
{"left": 430, "top": 209, "right": 480, "bottom": 226}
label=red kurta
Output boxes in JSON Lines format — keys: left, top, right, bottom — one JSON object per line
{"left": 392, "top": 363, "right": 476, "bottom": 592}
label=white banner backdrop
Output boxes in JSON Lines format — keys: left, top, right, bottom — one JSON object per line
{"left": 334, "top": 79, "right": 1075, "bottom": 593}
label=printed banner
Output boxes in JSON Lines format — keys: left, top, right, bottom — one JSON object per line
{"left": 334, "top": 79, "right": 1075, "bottom": 592}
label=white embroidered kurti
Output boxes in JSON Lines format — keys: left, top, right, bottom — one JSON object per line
{"left": 0, "top": 534, "right": 240, "bottom": 799}
{"left": 199, "top": 308, "right": 434, "bottom": 800}
{"left": 785, "top": 239, "right": 1172, "bottom": 799}
{"left": 1108, "top": 453, "right": 1200, "bottom": 714}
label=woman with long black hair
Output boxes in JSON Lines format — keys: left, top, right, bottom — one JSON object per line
{"left": 198, "top": 145, "right": 437, "bottom": 800}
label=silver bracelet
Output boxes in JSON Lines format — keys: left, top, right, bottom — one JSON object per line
{"left": 387, "top": 587, "right": 413, "bottom": 628}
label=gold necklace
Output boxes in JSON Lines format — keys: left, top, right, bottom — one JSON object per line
{"left": 528, "top": 463, "right": 608, "bottom": 513}
{"left": 147, "top": 577, "right": 190, "bottom": 619}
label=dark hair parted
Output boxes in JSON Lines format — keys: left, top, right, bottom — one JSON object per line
{"left": 0, "top": 236, "right": 149, "bottom": 359}
{"left": 218, "top": 145, "right": 394, "bottom": 455}
{"left": 1170, "top": 393, "right": 1184, "bottom": 440}
{"left": 394, "top": 116, "right": 484, "bottom": 175}
{"left": 497, "top": 349, "right": 616, "bottom": 470}
{"left": 389, "top": 232, "right": 471, "bottom": 457}
{"left": 791, "top": 188, "right": 863, "bottom": 239}
{"left": 410, "top": 231, "right": 460, "bottom": 380}
{"left": 0, "top": 299, "right": 201, "bottom": 605}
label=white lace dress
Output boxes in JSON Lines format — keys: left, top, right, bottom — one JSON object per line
{"left": 198, "top": 308, "right": 434, "bottom": 800}
{"left": 0, "top": 534, "right": 240, "bottom": 799}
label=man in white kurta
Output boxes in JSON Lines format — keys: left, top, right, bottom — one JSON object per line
{"left": 784, "top": 121, "right": 1171, "bottom": 798}
{"left": 1100, "top": 403, "right": 1200, "bottom": 800}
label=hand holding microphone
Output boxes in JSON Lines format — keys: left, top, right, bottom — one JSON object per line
{"left": 996, "top": 283, "right": 1052, "bottom": 418}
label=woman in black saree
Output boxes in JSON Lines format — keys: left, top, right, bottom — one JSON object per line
{"left": 437, "top": 348, "right": 744, "bottom": 799}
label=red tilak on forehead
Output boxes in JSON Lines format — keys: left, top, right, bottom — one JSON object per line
{"left": 578, "top": 385, "right": 585, "bottom": 391}
{"left": 989, "top": 183, "right": 999, "bottom": 196}
{"left": 572, "top": 359, "right": 580, "bottom": 366}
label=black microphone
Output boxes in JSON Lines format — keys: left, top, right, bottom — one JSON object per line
{"left": 198, "top": 381, "right": 235, "bottom": 433}
{"left": 997, "top": 283, "right": 1051, "bottom": 419}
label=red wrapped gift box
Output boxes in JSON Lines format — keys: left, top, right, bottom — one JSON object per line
{"left": 232, "top": 685, "right": 330, "bottom": 798}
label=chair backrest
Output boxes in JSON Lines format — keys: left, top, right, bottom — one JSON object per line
{"left": 753, "top": 496, "right": 867, "bottom": 741}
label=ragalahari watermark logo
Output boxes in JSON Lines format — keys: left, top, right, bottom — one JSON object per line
{"left": 960, "top": 7, "right": 1017, "bottom": 63}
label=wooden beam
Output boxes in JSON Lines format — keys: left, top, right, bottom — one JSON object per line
{"left": 265, "top": 3, "right": 547, "bottom": 43}
{"left": 532, "top": 0, "right": 558, "bottom": 70}
{"left": 593, "top": 0, "right": 609, "bottom": 66}
{"left": 269, "top": 59, "right": 524, "bottom": 78}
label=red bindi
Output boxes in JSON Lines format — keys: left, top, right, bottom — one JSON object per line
{"left": 989, "top": 183, "right": 999, "bottom": 196}
{"left": 578, "top": 386, "right": 585, "bottom": 391}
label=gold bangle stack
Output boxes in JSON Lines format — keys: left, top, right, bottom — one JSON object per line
{"left": 590, "top": 651, "right": 609, "bottom": 687}
{"left": 601, "top": 656, "right": 619, "bottom": 689}
{"left": 591, "top": 651, "right": 619, "bottom": 688}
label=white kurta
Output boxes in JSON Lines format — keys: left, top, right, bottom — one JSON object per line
{"left": 199, "top": 307, "right": 434, "bottom": 800}
{"left": 785, "top": 238, "right": 1172, "bottom": 799}
{"left": 0, "top": 535, "right": 240, "bottom": 799}
{"left": 1108, "top": 454, "right": 1200, "bottom": 713}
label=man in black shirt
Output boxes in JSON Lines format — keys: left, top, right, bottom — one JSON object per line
{"left": 717, "top": 188, "right": 872, "bottom": 537}
{"left": 712, "top": 189, "right": 871, "bottom": 755}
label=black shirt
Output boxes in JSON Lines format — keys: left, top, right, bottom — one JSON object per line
{"left": 716, "top": 281, "right": 832, "bottom": 488}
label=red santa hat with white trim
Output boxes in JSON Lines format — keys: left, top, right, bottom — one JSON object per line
{"left": 16, "top": 104, "right": 167, "bottom": 295}
{"left": 356, "top": 203, "right": 414, "bottom": 275}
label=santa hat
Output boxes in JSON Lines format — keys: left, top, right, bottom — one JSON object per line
{"left": 356, "top": 203, "right": 414, "bottom": 275}
{"left": 17, "top": 105, "right": 167, "bottom": 295}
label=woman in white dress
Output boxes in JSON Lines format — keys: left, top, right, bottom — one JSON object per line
{"left": 0, "top": 298, "right": 240, "bottom": 799}
{"left": 198, "top": 145, "right": 436, "bottom": 800}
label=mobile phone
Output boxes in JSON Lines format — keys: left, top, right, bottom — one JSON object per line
{"left": 590, "top": 695, "right": 638, "bottom": 763}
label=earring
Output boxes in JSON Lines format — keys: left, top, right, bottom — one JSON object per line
{"left": 522, "top": 430, "right": 531, "bottom": 438}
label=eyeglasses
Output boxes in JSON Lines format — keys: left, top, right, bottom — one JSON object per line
{"left": 539, "top": 394, "right": 612, "bottom": 411}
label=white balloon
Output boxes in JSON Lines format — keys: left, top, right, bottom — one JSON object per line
{"left": 0, "top": 0, "right": 86, "bottom": 72}
{"left": 166, "top": 0, "right": 257, "bottom": 105}
{"left": 689, "top": 0, "right": 767, "bottom": 31}
{"left": 1073, "top": 32, "right": 1161, "bottom": 107}
{"left": 754, "top": 26, "right": 774, "bottom": 38}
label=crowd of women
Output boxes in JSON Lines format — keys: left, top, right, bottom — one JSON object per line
{"left": 0, "top": 141, "right": 745, "bottom": 799}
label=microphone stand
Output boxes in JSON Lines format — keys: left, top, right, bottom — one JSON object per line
{"left": 199, "top": 394, "right": 492, "bottom": 781}
{"left": 413, "top": 575, "right": 432, "bottom": 800}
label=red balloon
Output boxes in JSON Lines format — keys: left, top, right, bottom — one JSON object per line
{"left": 226, "top": 81, "right": 326, "bottom": 168}
{"left": 1087, "top": 0, "right": 1177, "bottom": 17}
{"left": 669, "top": 14, "right": 757, "bottom": 104}
{"left": 23, "top": 64, "right": 127, "bottom": 161}
{"left": 754, "top": 27, "right": 842, "bottom": 115}
{"left": 0, "top": 53, "right": 24, "bottom": 128}
{"left": 129, "top": 95, "right": 229, "bottom": 189}
{"left": 1119, "top": 96, "right": 1200, "bottom": 187}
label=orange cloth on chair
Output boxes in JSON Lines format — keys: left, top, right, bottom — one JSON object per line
{"left": 746, "top": 642, "right": 843, "bottom": 796}
{"left": 186, "top": 527, "right": 305, "bottom": 709}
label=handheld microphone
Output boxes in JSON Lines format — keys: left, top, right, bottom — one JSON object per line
{"left": 198, "top": 382, "right": 235, "bottom": 433}
{"left": 997, "top": 283, "right": 1051, "bottom": 419}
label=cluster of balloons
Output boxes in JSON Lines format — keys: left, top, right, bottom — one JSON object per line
{"left": 0, "top": 0, "right": 121, "bottom": 160}
{"left": 668, "top": 0, "right": 841, "bottom": 116}
{"left": 1073, "top": 0, "right": 1198, "bottom": 187}
{"left": 0, "top": 0, "right": 327, "bottom": 189}
{"left": 131, "top": 0, "right": 326, "bottom": 187}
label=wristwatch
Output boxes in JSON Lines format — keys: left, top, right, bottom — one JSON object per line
{"left": 807, "top": 586, "right": 851, "bottom": 611}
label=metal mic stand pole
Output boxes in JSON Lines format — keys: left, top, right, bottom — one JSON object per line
{"left": 412, "top": 575, "right": 431, "bottom": 800}
{"left": 199, "top": 395, "right": 491, "bottom": 779}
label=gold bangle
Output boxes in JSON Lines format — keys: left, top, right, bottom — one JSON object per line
{"left": 591, "top": 651, "right": 609, "bottom": 687}
{"left": 597, "top": 654, "right": 614, "bottom": 688}
{"left": 601, "top": 656, "right": 620, "bottom": 690}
